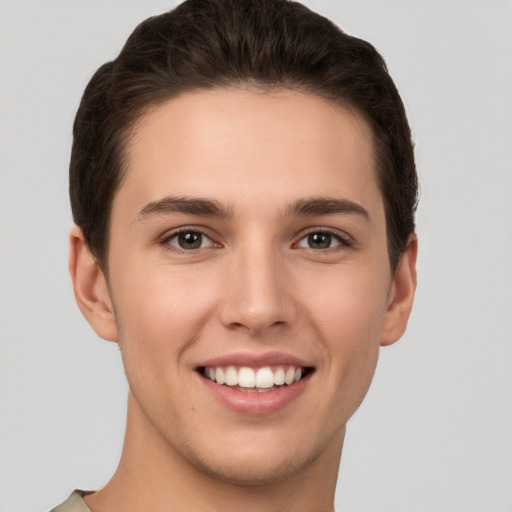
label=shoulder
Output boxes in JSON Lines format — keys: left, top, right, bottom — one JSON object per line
{"left": 49, "top": 490, "right": 92, "bottom": 512}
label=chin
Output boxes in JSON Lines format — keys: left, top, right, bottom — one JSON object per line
{"left": 170, "top": 422, "right": 342, "bottom": 488}
{"left": 187, "top": 446, "right": 316, "bottom": 486}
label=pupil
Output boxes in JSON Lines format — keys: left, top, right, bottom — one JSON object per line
{"left": 178, "top": 232, "right": 202, "bottom": 249}
{"left": 308, "top": 232, "right": 331, "bottom": 249}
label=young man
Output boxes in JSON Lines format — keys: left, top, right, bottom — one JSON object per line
{"left": 53, "top": 0, "right": 417, "bottom": 510}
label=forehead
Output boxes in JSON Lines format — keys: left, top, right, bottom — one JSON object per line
{"left": 119, "top": 87, "right": 382, "bottom": 218}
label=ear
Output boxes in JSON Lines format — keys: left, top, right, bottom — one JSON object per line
{"left": 380, "top": 236, "right": 418, "bottom": 347}
{"left": 69, "top": 226, "right": 118, "bottom": 342}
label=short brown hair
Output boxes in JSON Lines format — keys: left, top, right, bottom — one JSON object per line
{"left": 70, "top": 0, "right": 418, "bottom": 272}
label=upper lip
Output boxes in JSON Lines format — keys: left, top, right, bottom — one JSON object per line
{"left": 196, "top": 351, "right": 314, "bottom": 369}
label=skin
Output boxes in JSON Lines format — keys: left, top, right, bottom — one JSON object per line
{"left": 70, "top": 88, "right": 417, "bottom": 512}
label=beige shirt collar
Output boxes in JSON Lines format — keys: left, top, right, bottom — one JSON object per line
{"left": 50, "top": 490, "right": 92, "bottom": 512}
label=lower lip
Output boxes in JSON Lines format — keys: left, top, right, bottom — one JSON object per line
{"left": 198, "top": 372, "right": 312, "bottom": 416}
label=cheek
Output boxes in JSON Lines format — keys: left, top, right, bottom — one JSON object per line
{"left": 109, "top": 267, "right": 219, "bottom": 430}
{"left": 304, "top": 262, "right": 389, "bottom": 341}
{"left": 301, "top": 262, "right": 389, "bottom": 386}
{"left": 110, "top": 263, "right": 218, "bottom": 374}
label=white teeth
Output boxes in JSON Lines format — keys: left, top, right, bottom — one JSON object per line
{"left": 284, "top": 367, "right": 296, "bottom": 385}
{"left": 238, "top": 367, "right": 256, "bottom": 387}
{"left": 255, "top": 367, "right": 274, "bottom": 388}
{"left": 204, "top": 365, "right": 307, "bottom": 389}
{"left": 225, "top": 366, "right": 238, "bottom": 386}
{"left": 274, "top": 367, "right": 285, "bottom": 385}
{"left": 215, "top": 367, "right": 225, "bottom": 385}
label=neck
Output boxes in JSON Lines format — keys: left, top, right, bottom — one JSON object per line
{"left": 85, "top": 392, "right": 344, "bottom": 512}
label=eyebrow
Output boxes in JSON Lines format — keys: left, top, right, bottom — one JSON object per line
{"left": 136, "top": 195, "right": 369, "bottom": 221}
{"left": 285, "top": 197, "right": 370, "bottom": 220}
{"left": 137, "top": 196, "right": 232, "bottom": 220}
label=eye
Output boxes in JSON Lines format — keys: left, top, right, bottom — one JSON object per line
{"left": 164, "top": 230, "right": 216, "bottom": 251}
{"left": 296, "top": 231, "right": 348, "bottom": 250}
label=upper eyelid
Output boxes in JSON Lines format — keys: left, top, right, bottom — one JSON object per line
{"left": 161, "top": 226, "right": 217, "bottom": 242}
{"left": 158, "top": 225, "right": 353, "bottom": 247}
{"left": 295, "top": 227, "right": 353, "bottom": 244}
{"left": 159, "top": 228, "right": 220, "bottom": 254}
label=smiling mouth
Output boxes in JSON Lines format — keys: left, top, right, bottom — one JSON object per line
{"left": 198, "top": 365, "right": 315, "bottom": 392}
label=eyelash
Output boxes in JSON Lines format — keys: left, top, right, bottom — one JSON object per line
{"left": 160, "top": 227, "right": 352, "bottom": 253}
{"left": 161, "top": 227, "right": 219, "bottom": 253}
{"left": 295, "top": 228, "right": 352, "bottom": 251}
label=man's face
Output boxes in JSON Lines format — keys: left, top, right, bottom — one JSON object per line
{"left": 101, "top": 88, "right": 410, "bottom": 484}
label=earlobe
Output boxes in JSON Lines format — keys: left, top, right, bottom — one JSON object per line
{"left": 69, "top": 226, "right": 118, "bottom": 342}
{"left": 380, "top": 236, "right": 418, "bottom": 347}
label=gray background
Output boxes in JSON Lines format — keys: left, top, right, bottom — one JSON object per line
{"left": 1, "top": 1, "right": 511, "bottom": 511}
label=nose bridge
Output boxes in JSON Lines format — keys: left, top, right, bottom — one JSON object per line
{"left": 220, "top": 235, "right": 294, "bottom": 334}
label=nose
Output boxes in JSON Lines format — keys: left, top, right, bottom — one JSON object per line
{"left": 219, "top": 243, "right": 296, "bottom": 336}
